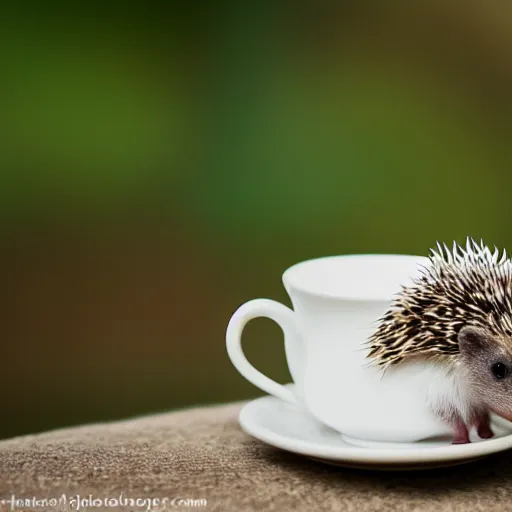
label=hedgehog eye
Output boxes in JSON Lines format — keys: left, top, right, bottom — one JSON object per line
{"left": 491, "top": 362, "right": 508, "bottom": 380}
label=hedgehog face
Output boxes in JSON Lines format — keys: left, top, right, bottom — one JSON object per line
{"left": 458, "top": 325, "right": 512, "bottom": 420}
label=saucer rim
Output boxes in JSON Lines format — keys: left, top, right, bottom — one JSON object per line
{"left": 239, "top": 393, "right": 512, "bottom": 464}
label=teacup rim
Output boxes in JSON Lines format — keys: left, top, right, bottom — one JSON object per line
{"left": 282, "top": 253, "right": 428, "bottom": 302}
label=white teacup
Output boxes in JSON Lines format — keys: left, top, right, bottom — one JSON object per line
{"left": 226, "top": 254, "right": 454, "bottom": 446}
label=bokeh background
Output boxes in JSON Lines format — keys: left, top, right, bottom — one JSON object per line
{"left": 2, "top": 2, "right": 512, "bottom": 440}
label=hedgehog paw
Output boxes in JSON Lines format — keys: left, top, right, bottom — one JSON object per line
{"left": 452, "top": 420, "right": 470, "bottom": 444}
{"left": 477, "top": 425, "right": 494, "bottom": 439}
{"left": 475, "top": 412, "right": 494, "bottom": 439}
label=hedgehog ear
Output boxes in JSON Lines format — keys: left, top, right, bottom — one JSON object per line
{"left": 458, "top": 326, "right": 490, "bottom": 356}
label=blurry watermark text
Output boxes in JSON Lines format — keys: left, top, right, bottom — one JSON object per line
{"left": 0, "top": 493, "right": 208, "bottom": 510}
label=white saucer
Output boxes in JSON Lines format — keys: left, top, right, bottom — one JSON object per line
{"left": 239, "top": 390, "right": 512, "bottom": 471}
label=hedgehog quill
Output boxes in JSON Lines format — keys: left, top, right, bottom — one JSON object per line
{"left": 367, "top": 238, "right": 512, "bottom": 444}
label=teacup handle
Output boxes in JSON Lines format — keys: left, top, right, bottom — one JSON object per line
{"left": 226, "top": 298, "right": 303, "bottom": 407}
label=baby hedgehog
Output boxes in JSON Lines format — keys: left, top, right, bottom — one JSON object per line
{"left": 367, "top": 238, "right": 512, "bottom": 444}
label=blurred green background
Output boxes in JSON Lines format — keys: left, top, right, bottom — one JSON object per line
{"left": 2, "top": 2, "right": 512, "bottom": 439}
